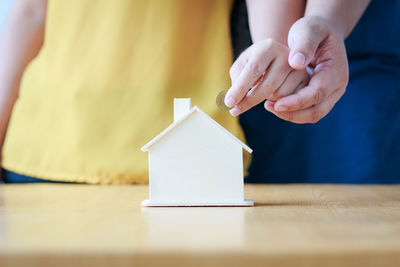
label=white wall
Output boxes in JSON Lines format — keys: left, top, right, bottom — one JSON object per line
{"left": 0, "top": 0, "right": 13, "bottom": 36}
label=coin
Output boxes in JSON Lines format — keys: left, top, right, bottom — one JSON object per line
{"left": 216, "top": 89, "right": 232, "bottom": 111}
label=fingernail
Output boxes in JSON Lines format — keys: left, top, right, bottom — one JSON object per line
{"left": 265, "top": 101, "right": 274, "bottom": 111}
{"left": 275, "top": 105, "right": 288, "bottom": 112}
{"left": 290, "top": 52, "right": 306, "bottom": 68}
{"left": 230, "top": 107, "right": 240, "bottom": 117}
{"left": 225, "top": 96, "right": 236, "bottom": 107}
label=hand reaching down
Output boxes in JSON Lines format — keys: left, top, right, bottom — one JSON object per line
{"left": 225, "top": 38, "right": 310, "bottom": 117}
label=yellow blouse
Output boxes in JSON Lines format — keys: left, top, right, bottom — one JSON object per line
{"left": 2, "top": 0, "right": 245, "bottom": 184}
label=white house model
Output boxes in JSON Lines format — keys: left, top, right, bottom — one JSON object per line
{"left": 141, "top": 98, "right": 253, "bottom": 207}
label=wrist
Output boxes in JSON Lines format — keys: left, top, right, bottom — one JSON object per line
{"left": 250, "top": 29, "right": 289, "bottom": 46}
{"left": 302, "top": 15, "right": 345, "bottom": 41}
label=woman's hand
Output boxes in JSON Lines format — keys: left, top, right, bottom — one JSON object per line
{"left": 264, "top": 0, "right": 370, "bottom": 123}
{"left": 265, "top": 16, "right": 349, "bottom": 123}
{"left": 225, "top": 38, "right": 310, "bottom": 117}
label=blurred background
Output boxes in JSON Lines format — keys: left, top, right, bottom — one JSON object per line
{"left": 0, "top": 0, "right": 398, "bottom": 184}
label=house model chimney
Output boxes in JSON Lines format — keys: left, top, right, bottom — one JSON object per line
{"left": 174, "top": 98, "right": 191, "bottom": 122}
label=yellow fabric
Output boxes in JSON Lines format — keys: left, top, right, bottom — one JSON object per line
{"left": 2, "top": 0, "right": 246, "bottom": 184}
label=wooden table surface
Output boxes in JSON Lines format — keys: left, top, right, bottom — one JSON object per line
{"left": 0, "top": 184, "right": 399, "bottom": 267}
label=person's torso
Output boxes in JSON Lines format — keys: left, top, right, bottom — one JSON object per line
{"left": 2, "top": 0, "right": 244, "bottom": 184}
{"left": 345, "top": 0, "right": 400, "bottom": 62}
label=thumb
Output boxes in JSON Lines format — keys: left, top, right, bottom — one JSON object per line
{"left": 287, "top": 17, "right": 329, "bottom": 70}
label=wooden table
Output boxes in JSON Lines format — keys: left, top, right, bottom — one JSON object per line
{"left": 0, "top": 184, "right": 399, "bottom": 267}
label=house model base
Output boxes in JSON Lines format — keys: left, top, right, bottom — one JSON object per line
{"left": 141, "top": 98, "right": 254, "bottom": 207}
{"left": 141, "top": 198, "right": 254, "bottom": 207}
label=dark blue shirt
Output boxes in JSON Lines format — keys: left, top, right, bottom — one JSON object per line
{"left": 237, "top": 0, "right": 400, "bottom": 183}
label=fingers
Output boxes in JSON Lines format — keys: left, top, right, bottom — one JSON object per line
{"left": 229, "top": 85, "right": 265, "bottom": 116}
{"left": 229, "top": 49, "right": 249, "bottom": 85}
{"left": 229, "top": 55, "right": 293, "bottom": 117}
{"left": 261, "top": 57, "right": 292, "bottom": 96}
{"left": 287, "top": 17, "right": 329, "bottom": 70}
{"left": 265, "top": 87, "right": 345, "bottom": 124}
{"left": 268, "top": 69, "right": 310, "bottom": 102}
{"left": 226, "top": 39, "right": 296, "bottom": 116}
{"left": 273, "top": 64, "right": 336, "bottom": 112}
{"left": 225, "top": 39, "right": 276, "bottom": 108}
{"left": 273, "top": 84, "right": 323, "bottom": 112}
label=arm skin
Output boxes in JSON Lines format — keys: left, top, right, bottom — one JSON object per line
{"left": 305, "top": 0, "right": 371, "bottom": 40}
{"left": 246, "top": 0, "right": 305, "bottom": 45}
{"left": 0, "top": 0, "right": 47, "bottom": 162}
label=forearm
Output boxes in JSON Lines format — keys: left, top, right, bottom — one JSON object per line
{"left": 0, "top": 0, "right": 46, "bottom": 149}
{"left": 305, "top": 0, "right": 370, "bottom": 39}
{"left": 246, "top": 0, "right": 305, "bottom": 44}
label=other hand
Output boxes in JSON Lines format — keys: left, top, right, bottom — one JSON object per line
{"left": 266, "top": 16, "right": 349, "bottom": 124}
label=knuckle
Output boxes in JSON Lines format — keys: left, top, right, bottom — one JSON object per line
{"left": 286, "top": 111, "right": 294, "bottom": 122}
{"left": 295, "top": 94, "right": 306, "bottom": 108}
{"left": 313, "top": 86, "right": 325, "bottom": 104}
{"left": 259, "top": 38, "right": 281, "bottom": 53}
{"left": 268, "top": 92, "right": 279, "bottom": 101}
{"left": 262, "top": 38, "right": 275, "bottom": 49}
{"left": 246, "top": 61, "right": 264, "bottom": 77}
{"left": 230, "top": 61, "right": 244, "bottom": 79}
{"left": 310, "top": 107, "right": 322, "bottom": 124}
{"left": 313, "top": 80, "right": 326, "bottom": 92}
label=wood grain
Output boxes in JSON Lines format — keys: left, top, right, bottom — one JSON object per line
{"left": 0, "top": 184, "right": 399, "bottom": 267}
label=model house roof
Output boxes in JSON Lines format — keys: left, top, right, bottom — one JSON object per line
{"left": 141, "top": 106, "right": 253, "bottom": 153}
